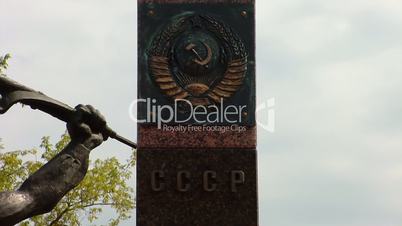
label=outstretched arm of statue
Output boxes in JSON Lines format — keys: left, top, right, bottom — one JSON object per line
{"left": 0, "top": 105, "right": 108, "bottom": 226}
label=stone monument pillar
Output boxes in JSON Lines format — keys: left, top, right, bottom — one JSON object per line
{"left": 137, "top": 1, "right": 257, "bottom": 225}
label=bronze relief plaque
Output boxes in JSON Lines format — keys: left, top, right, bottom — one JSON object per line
{"left": 138, "top": 0, "right": 255, "bottom": 127}
{"left": 148, "top": 13, "right": 248, "bottom": 106}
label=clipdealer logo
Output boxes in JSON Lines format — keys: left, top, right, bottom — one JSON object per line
{"left": 129, "top": 98, "right": 275, "bottom": 133}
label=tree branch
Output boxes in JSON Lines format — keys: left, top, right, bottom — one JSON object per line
{"left": 49, "top": 206, "right": 71, "bottom": 226}
{"left": 79, "top": 202, "right": 116, "bottom": 209}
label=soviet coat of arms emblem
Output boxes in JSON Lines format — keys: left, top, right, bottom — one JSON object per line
{"left": 148, "top": 14, "right": 248, "bottom": 106}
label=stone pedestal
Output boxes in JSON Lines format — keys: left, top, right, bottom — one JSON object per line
{"left": 137, "top": 0, "right": 257, "bottom": 225}
{"left": 137, "top": 149, "right": 258, "bottom": 226}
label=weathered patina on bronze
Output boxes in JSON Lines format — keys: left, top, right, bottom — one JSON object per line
{"left": 148, "top": 14, "right": 248, "bottom": 106}
{"left": 138, "top": 1, "right": 256, "bottom": 126}
{"left": 0, "top": 76, "right": 136, "bottom": 225}
{"left": 0, "top": 104, "right": 107, "bottom": 226}
{"left": 0, "top": 76, "right": 136, "bottom": 149}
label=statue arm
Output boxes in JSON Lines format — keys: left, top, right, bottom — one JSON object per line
{"left": 0, "top": 105, "right": 107, "bottom": 226}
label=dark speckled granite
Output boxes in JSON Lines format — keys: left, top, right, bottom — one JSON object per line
{"left": 137, "top": 0, "right": 258, "bottom": 224}
{"left": 137, "top": 149, "right": 258, "bottom": 226}
{"left": 138, "top": 125, "right": 256, "bottom": 149}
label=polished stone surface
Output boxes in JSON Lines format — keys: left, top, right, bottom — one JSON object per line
{"left": 138, "top": 125, "right": 256, "bottom": 149}
{"left": 137, "top": 149, "right": 258, "bottom": 226}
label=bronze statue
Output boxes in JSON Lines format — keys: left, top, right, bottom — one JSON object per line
{"left": 0, "top": 76, "right": 136, "bottom": 225}
{"left": 0, "top": 105, "right": 106, "bottom": 225}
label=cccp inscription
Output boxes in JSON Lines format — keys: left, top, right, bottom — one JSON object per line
{"left": 150, "top": 170, "right": 245, "bottom": 192}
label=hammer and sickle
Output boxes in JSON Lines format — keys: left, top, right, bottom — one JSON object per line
{"left": 185, "top": 42, "right": 213, "bottom": 66}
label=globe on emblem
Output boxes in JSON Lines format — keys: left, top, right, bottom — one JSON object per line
{"left": 172, "top": 30, "right": 224, "bottom": 97}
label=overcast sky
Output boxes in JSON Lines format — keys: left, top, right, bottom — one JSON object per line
{"left": 1, "top": 0, "right": 402, "bottom": 225}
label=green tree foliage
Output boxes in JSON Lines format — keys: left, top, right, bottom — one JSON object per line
{"left": 0, "top": 53, "right": 11, "bottom": 75}
{"left": 0, "top": 134, "right": 136, "bottom": 226}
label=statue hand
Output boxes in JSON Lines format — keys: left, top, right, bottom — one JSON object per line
{"left": 67, "top": 105, "right": 109, "bottom": 150}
